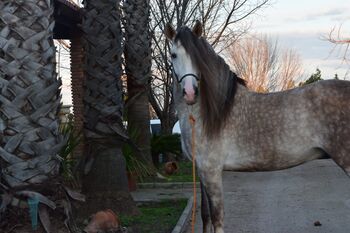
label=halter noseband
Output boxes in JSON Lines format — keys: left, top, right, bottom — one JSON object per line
{"left": 174, "top": 72, "right": 200, "bottom": 83}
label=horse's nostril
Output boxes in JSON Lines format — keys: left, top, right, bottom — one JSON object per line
{"left": 183, "top": 88, "right": 186, "bottom": 96}
{"left": 194, "top": 86, "right": 198, "bottom": 96}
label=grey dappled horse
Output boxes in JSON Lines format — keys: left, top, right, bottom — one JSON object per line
{"left": 165, "top": 21, "right": 350, "bottom": 233}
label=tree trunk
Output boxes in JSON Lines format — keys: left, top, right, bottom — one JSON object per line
{"left": 123, "top": 0, "right": 153, "bottom": 165}
{"left": 160, "top": 101, "right": 177, "bottom": 136}
{"left": 81, "top": 0, "right": 138, "bottom": 215}
{"left": 0, "top": 0, "right": 63, "bottom": 188}
{"left": 126, "top": 81, "right": 152, "bottom": 160}
{"left": 83, "top": 144, "right": 128, "bottom": 192}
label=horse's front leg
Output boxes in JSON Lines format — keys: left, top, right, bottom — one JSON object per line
{"left": 201, "top": 181, "right": 212, "bottom": 233}
{"left": 199, "top": 168, "right": 224, "bottom": 233}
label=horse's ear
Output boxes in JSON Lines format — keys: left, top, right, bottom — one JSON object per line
{"left": 192, "top": 20, "right": 203, "bottom": 37}
{"left": 165, "top": 23, "right": 176, "bottom": 40}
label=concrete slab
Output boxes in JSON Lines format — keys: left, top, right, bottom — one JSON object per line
{"left": 131, "top": 187, "right": 193, "bottom": 202}
{"left": 187, "top": 159, "right": 350, "bottom": 233}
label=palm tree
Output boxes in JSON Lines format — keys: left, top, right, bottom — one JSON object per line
{"left": 0, "top": 0, "right": 63, "bottom": 194}
{"left": 81, "top": 0, "right": 138, "bottom": 214}
{"left": 123, "top": 0, "right": 153, "bottom": 164}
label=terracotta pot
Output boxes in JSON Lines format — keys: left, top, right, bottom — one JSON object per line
{"left": 84, "top": 209, "right": 120, "bottom": 233}
{"left": 164, "top": 161, "right": 179, "bottom": 175}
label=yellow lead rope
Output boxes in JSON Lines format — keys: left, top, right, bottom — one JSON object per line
{"left": 189, "top": 114, "right": 196, "bottom": 233}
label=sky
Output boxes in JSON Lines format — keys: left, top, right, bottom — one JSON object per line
{"left": 251, "top": 0, "right": 350, "bottom": 80}
{"left": 56, "top": 42, "right": 72, "bottom": 105}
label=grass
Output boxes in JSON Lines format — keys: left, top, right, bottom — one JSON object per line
{"left": 140, "top": 161, "right": 199, "bottom": 183}
{"left": 120, "top": 199, "right": 188, "bottom": 233}
{"left": 164, "top": 161, "right": 196, "bottom": 182}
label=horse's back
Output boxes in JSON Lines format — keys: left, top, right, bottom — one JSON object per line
{"left": 303, "top": 79, "right": 350, "bottom": 107}
{"left": 302, "top": 80, "right": 350, "bottom": 136}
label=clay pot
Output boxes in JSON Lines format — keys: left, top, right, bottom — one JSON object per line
{"left": 84, "top": 209, "right": 120, "bottom": 233}
{"left": 164, "top": 161, "right": 179, "bottom": 175}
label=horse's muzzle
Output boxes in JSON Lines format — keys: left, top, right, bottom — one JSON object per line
{"left": 183, "top": 85, "right": 198, "bottom": 105}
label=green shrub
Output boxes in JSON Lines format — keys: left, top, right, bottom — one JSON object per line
{"left": 122, "top": 127, "right": 154, "bottom": 180}
{"left": 59, "top": 114, "right": 82, "bottom": 181}
{"left": 151, "top": 133, "right": 182, "bottom": 160}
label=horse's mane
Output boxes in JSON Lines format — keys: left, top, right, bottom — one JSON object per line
{"left": 175, "top": 27, "right": 246, "bottom": 138}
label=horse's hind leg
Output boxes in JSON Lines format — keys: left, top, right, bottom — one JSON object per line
{"left": 201, "top": 181, "right": 212, "bottom": 233}
{"left": 200, "top": 169, "right": 224, "bottom": 233}
{"left": 326, "top": 145, "right": 350, "bottom": 176}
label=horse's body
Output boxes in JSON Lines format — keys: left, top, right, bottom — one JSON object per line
{"left": 179, "top": 81, "right": 350, "bottom": 173}
{"left": 165, "top": 21, "right": 350, "bottom": 233}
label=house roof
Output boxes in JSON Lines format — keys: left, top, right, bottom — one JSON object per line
{"left": 53, "top": 0, "right": 82, "bottom": 39}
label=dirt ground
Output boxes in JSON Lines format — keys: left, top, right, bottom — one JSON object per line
{"left": 1, "top": 206, "right": 69, "bottom": 233}
{"left": 1, "top": 191, "right": 138, "bottom": 233}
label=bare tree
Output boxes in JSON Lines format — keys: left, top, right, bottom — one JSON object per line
{"left": 149, "top": 0, "right": 270, "bottom": 134}
{"left": 278, "top": 49, "right": 303, "bottom": 90}
{"left": 327, "top": 25, "right": 350, "bottom": 62}
{"left": 227, "top": 35, "right": 302, "bottom": 92}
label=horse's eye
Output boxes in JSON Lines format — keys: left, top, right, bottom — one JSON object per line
{"left": 171, "top": 53, "right": 177, "bottom": 59}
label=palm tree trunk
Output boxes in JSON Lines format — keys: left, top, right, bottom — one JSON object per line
{"left": 0, "top": 0, "right": 63, "bottom": 189}
{"left": 123, "top": 0, "right": 153, "bottom": 165}
{"left": 81, "top": 0, "right": 138, "bottom": 215}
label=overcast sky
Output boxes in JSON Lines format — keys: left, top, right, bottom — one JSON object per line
{"left": 252, "top": 0, "right": 350, "bottom": 80}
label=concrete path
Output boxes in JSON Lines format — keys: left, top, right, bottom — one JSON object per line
{"left": 186, "top": 159, "right": 350, "bottom": 233}
{"left": 131, "top": 187, "right": 193, "bottom": 202}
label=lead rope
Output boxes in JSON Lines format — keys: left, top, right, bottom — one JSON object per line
{"left": 189, "top": 114, "right": 196, "bottom": 233}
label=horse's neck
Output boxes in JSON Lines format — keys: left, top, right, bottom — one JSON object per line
{"left": 233, "top": 84, "right": 250, "bottom": 105}
{"left": 174, "top": 83, "right": 249, "bottom": 121}
{"left": 174, "top": 81, "right": 250, "bottom": 105}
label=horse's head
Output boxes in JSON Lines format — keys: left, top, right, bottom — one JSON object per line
{"left": 165, "top": 21, "right": 203, "bottom": 105}
{"left": 164, "top": 21, "right": 246, "bottom": 137}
